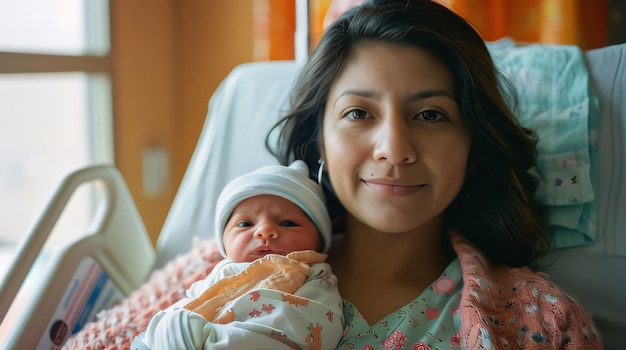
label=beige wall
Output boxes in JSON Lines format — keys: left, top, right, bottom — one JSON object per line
{"left": 110, "top": 1, "right": 254, "bottom": 244}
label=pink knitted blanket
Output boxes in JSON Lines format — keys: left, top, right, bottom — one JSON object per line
{"left": 63, "top": 240, "right": 223, "bottom": 350}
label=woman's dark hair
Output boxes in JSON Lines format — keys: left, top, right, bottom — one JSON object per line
{"left": 267, "top": 0, "right": 549, "bottom": 267}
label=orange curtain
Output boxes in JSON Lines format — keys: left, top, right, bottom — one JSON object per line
{"left": 259, "top": 0, "right": 609, "bottom": 61}
{"left": 253, "top": 0, "right": 296, "bottom": 61}
{"left": 310, "top": 0, "right": 334, "bottom": 53}
{"left": 435, "top": 0, "right": 608, "bottom": 50}
{"left": 310, "top": 0, "right": 608, "bottom": 51}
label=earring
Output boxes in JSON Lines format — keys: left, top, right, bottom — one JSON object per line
{"left": 317, "top": 159, "right": 325, "bottom": 186}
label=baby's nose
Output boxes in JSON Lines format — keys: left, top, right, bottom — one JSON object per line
{"left": 254, "top": 224, "right": 278, "bottom": 240}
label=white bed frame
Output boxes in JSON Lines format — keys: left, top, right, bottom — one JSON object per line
{"left": 0, "top": 165, "right": 154, "bottom": 349}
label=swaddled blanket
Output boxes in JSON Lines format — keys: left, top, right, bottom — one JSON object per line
{"left": 136, "top": 250, "right": 344, "bottom": 350}
{"left": 487, "top": 38, "right": 600, "bottom": 248}
{"left": 184, "top": 251, "right": 325, "bottom": 322}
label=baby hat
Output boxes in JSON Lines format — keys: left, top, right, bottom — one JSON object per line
{"left": 214, "top": 160, "right": 332, "bottom": 258}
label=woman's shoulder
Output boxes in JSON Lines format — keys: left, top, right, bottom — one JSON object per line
{"left": 451, "top": 231, "right": 603, "bottom": 348}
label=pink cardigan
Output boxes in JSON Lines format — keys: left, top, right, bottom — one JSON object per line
{"left": 451, "top": 231, "right": 603, "bottom": 349}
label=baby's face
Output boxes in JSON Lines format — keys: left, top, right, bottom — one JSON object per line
{"left": 222, "top": 195, "right": 322, "bottom": 262}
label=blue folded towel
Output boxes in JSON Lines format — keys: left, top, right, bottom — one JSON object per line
{"left": 487, "top": 38, "right": 599, "bottom": 248}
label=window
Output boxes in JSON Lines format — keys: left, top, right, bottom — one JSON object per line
{"left": 0, "top": 0, "right": 113, "bottom": 342}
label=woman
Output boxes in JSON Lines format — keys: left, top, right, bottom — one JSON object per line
{"left": 268, "top": 0, "right": 603, "bottom": 348}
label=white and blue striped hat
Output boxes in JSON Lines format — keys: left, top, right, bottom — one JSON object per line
{"left": 215, "top": 160, "right": 332, "bottom": 258}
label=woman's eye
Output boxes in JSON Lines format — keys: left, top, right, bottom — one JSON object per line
{"left": 279, "top": 220, "right": 298, "bottom": 227}
{"left": 236, "top": 221, "right": 252, "bottom": 227}
{"left": 415, "top": 110, "right": 445, "bottom": 121}
{"left": 344, "top": 109, "right": 371, "bottom": 120}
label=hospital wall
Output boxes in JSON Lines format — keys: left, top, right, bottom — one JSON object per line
{"left": 110, "top": 1, "right": 256, "bottom": 244}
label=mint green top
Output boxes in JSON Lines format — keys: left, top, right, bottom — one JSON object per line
{"left": 337, "top": 259, "right": 463, "bottom": 350}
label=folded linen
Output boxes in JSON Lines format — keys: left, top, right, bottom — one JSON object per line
{"left": 487, "top": 38, "right": 599, "bottom": 247}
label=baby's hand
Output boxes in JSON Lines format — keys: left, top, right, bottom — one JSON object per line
{"left": 286, "top": 250, "right": 328, "bottom": 264}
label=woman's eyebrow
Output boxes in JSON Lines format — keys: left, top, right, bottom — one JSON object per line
{"left": 408, "top": 89, "right": 455, "bottom": 101}
{"left": 334, "top": 88, "right": 454, "bottom": 107}
{"left": 334, "top": 89, "right": 379, "bottom": 106}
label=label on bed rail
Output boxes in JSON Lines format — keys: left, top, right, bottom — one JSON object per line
{"left": 37, "top": 256, "right": 125, "bottom": 350}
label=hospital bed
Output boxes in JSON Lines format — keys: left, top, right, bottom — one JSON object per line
{"left": 1, "top": 43, "right": 625, "bottom": 349}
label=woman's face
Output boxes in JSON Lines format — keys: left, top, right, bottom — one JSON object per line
{"left": 322, "top": 41, "right": 470, "bottom": 233}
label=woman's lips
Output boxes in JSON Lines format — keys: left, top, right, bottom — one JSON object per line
{"left": 363, "top": 180, "right": 425, "bottom": 196}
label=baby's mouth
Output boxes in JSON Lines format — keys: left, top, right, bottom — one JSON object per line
{"left": 254, "top": 247, "right": 281, "bottom": 256}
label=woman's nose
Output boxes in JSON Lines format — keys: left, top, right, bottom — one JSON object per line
{"left": 254, "top": 223, "right": 278, "bottom": 240}
{"left": 373, "top": 115, "right": 417, "bottom": 164}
